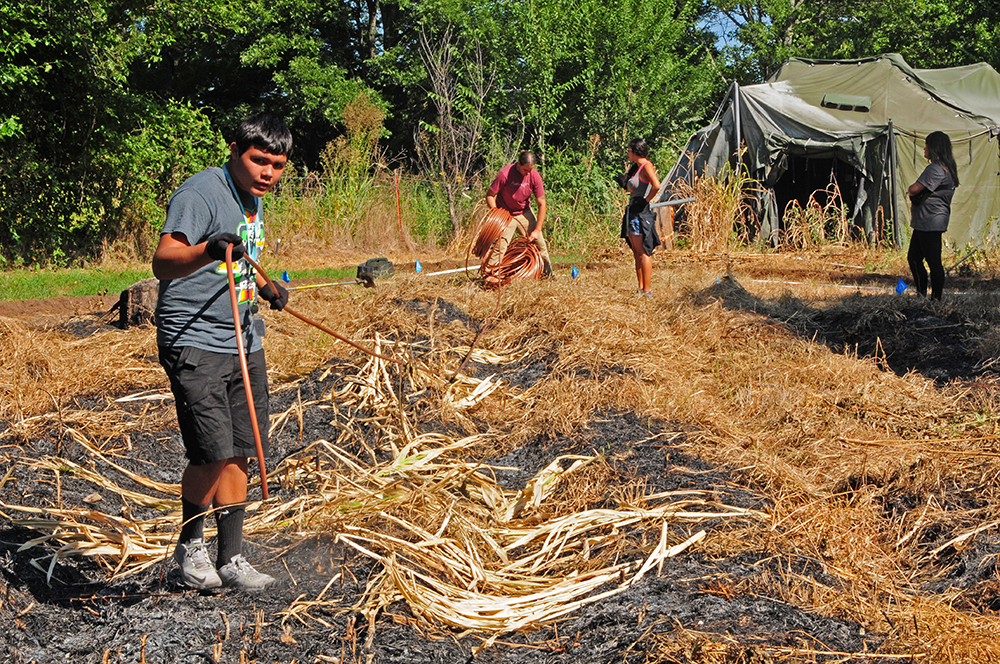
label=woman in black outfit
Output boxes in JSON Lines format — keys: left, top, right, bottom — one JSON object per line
{"left": 907, "top": 131, "right": 958, "bottom": 300}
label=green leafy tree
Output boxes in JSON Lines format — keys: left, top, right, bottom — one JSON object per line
{"left": 1, "top": 0, "right": 390, "bottom": 265}
{"left": 497, "top": 0, "right": 585, "bottom": 160}
{"left": 567, "top": 0, "right": 721, "bottom": 156}
{"left": 366, "top": 0, "right": 722, "bottom": 229}
{"left": 0, "top": 0, "right": 225, "bottom": 265}
{"left": 413, "top": 25, "right": 495, "bottom": 231}
{"left": 705, "top": 0, "right": 1000, "bottom": 82}
{"left": 146, "top": 0, "right": 386, "bottom": 168}
{"left": 795, "top": 0, "right": 999, "bottom": 71}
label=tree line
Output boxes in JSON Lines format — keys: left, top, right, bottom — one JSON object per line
{"left": 1, "top": 0, "right": 996, "bottom": 265}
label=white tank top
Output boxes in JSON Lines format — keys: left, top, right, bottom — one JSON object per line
{"left": 629, "top": 160, "right": 651, "bottom": 200}
{"left": 628, "top": 160, "right": 651, "bottom": 199}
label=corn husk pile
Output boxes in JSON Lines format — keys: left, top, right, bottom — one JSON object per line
{"left": 273, "top": 437, "right": 759, "bottom": 648}
{"left": 1, "top": 337, "right": 762, "bottom": 646}
{"left": 3, "top": 433, "right": 760, "bottom": 643}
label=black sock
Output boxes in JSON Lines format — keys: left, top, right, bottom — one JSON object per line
{"left": 215, "top": 503, "right": 246, "bottom": 568}
{"left": 179, "top": 498, "right": 209, "bottom": 544}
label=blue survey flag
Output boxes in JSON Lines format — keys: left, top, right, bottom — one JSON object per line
{"left": 281, "top": 270, "right": 291, "bottom": 283}
{"left": 415, "top": 260, "right": 423, "bottom": 273}
{"left": 571, "top": 266, "right": 579, "bottom": 279}
{"left": 895, "top": 277, "right": 907, "bottom": 294}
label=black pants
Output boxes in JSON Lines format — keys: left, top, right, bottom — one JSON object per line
{"left": 907, "top": 230, "right": 944, "bottom": 300}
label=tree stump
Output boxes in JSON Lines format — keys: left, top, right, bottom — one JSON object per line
{"left": 119, "top": 278, "right": 159, "bottom": 329}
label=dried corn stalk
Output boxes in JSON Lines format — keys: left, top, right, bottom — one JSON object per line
{"left": 3, "top": 342, "right": 762, "bottom": 642}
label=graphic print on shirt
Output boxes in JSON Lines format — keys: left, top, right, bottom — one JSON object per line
{"left": 214, "top": 205, "right": 264, "bottom": 304}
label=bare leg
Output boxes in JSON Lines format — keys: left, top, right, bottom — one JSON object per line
{"left": 181, "top": 457, "right": 249, "bottom": 507}
{"left": 628, "top": 235, "right": 652, "bottom": 293}
{"left": 215, "top": 458, "right": 249, "bottom": 505}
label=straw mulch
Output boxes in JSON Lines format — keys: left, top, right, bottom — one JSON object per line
{"left": 5, "top": 251, "right": 1000, "bottom": 662}
{"left": 3, "top": 328, "right": 763, "bottom": 652}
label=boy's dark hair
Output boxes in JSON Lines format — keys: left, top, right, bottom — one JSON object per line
{"left": 517, "top": 150, "right": 537, "bottom": 167}
{"left": 925, "top": 131, "right": 959, "bottom": 186}
{"left": 233, "top": 113, "right": 294, "bottom": 157}
{"left": 628, "top": 137, "right": 649, "bottom": 158}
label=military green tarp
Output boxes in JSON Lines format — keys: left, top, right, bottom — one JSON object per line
{"left": 662, "top": 54, "right": 1000, "bottom": 248}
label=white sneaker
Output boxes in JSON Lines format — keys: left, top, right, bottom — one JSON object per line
{"left": 218, "top": 554, "right": 276, "bottom": 591}
{"left": 173, "top": 538, "right": 222, "bottom": 589}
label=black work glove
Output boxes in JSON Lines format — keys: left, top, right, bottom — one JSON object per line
{"left": 205, "top": 232, "right": 246, "bottom": 262}
{"left": 259, "top": 281, "right": 289, "bottom": 311}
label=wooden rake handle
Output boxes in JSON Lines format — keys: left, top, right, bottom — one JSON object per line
{"left": 225, "top": 244, "right": 270, "bottom": 500}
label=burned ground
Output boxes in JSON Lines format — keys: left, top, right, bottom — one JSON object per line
{"left": 0, "top": 358, "right": 881, "bottom": 664}
{"left": 4, "top": 257, "right": 1000, "bottom": 663}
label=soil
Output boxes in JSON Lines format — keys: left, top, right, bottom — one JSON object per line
{"left": 0, "top": 294, "right": 120, "bottom": 322}
{"left": 1, "top": 273, "right": 988, "bottom": 664}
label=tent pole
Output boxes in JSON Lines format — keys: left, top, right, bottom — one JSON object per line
{"left": 888, "top": 120, "right": 902, "bottom": 249}
{"left": 734, "top": 82, "right": 741, "bottom": 169}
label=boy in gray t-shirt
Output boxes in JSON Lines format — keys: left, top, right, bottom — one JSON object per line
{"left": 152, "top": 113, "right": 291, "bottom": 591}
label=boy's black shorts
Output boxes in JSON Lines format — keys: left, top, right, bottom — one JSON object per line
{"left": 159, "top": 346, "right": 270, "bottom": 466}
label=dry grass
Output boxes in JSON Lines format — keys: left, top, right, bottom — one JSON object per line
{"left": 5, "top": 248, "right": 1000, "bottom": 660}
{"left": 0, "top": 316, "right": 162, "bottom": 429}
{"left": 781, "top": 181, "right": 852, "bottom": 250}
{"left": 670, "top": 164, "right": 760, "bottom": 253}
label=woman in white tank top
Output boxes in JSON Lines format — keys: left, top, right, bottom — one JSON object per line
{"left": 619, "top": 138, "right": 661, "bottom": 297}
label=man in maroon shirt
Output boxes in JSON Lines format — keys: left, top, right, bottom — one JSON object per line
{"left": 486, "top": 150, "right": 551, "bottom": 277}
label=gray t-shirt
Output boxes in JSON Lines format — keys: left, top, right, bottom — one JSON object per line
{"left": 910, "top": 163, "right": 955, "bottom": 232}
{"left": 155, "top": 166, "right": 265, "bottom": 353}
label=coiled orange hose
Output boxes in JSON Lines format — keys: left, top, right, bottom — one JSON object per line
{"left": 488, "top": 237, "right": 543, "bottom": 286}
{"left": 468, "top": 207, "right": 545, "bottom": 288}
{"left": 471, "top": 207, "right": 513, "bottom": 259}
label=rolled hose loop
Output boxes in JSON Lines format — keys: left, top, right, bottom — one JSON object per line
{"left": 469, "top": 207, "right": 544, "bottom": 288}
{"left": 471, "top": 207, "right": 513, "bottom": 259}
{"left": 488, "top": 238, "right": 542, "bottom": 287}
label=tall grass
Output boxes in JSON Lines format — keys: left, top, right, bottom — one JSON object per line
{"left": 781, "top": 181, "right": 852, "bottom": 250}
{"left": 266, "top": 125, "right": 627, "bottom": 262}
{"left": 670, "top": 165, "right": 885, "bottom": 253}
{"left": 266, "top": 172, "right": 449, "bottom": 254}
{"left": 264, "top": 93, "right": 434, "bottom": 256}
{"left": 671, "top": 161, "right": 761, "bottom": 253}
{"left": 266, "top": 172, "right": 624, "bottom": 262}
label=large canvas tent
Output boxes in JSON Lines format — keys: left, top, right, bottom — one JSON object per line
{"left": 662, "top": 54, "right": 1000, "bottom": 248}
